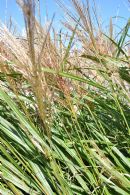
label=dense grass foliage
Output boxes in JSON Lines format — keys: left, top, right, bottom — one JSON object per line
{"left": 0, "top": 0, "right": 130, "bottom": 194}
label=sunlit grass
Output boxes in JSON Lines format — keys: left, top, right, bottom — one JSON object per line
{"left": 0, "top": 0, "right": 130, "bottom": 194}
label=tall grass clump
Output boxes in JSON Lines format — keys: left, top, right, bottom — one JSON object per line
{"left": 0, "top": 0, "right": 130, "bottom": 194}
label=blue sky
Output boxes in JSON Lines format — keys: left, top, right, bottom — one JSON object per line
{"left": 0, "top": 0, "right": 129, "bottom": 33}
